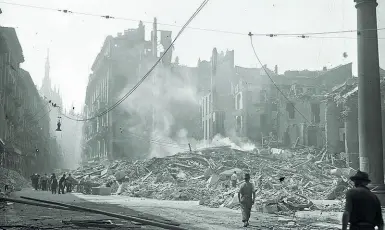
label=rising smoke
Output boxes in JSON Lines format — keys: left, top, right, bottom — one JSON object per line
{"left": 119, "top": 63, "right": 201, "bottom": 158}
{"left": 118, "top": 62, "right": 256, "bottom": 158}
{"left": 59, "top": 111, "right": 84, "bottom": 169}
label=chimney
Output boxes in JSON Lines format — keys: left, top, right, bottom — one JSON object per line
{"left": 152, "top": 17, "right": 158, "bottom": 58}
{"left": 274, "top": 65, "right": 278, "bottom": 74}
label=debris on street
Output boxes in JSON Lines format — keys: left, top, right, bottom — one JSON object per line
{"left": 1, "top": 196, "right": 186, "bottom": 230}
{"left": 69, "top": 145, "right": 352, "bottom": 214}
{"left": 0, "top": 167, "right": 30, "bottom": 194}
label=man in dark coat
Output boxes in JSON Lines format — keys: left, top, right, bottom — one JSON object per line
{"left": 51, "top": 174, "right": 58, "bottom": 194}
{"left": 58, "top": 174, "right": 66, "bottom": 194}
{"left": 238, "top": 173, "right": 255, "bottom": 227}
{"left": 342, "top": 170, "right": 384, "bottom": 230}
{"left": 30, "top": 173, "right": 38, "bottom": 190}
{"left": 41, "top": 174, "right": 48, "bottom": 191}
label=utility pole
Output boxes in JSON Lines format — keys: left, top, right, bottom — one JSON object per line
{"left": 355, "top": 0, "right": 385, "bottom": 204}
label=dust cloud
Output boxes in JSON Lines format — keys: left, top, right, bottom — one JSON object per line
{"left": 118, "top": 63, "right": 201, "bottom": 158}
{"left": 60, "top": 113, "right": 83, "bottom": 169}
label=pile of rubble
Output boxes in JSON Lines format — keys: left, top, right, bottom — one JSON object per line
{"left": 71, "top": 146, "right": 351, "bottom": 213}
{"left": 0, "top": 167, "right": 30, "bottom": 193}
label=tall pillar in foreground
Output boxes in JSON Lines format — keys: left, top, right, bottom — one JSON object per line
{"left": 355, "top": 0, "right": 385, "bottom": 203}
{"left": 344, "top": 98, "right": 359, "bottom": 170}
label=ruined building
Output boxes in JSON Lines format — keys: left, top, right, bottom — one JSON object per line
{"left": 330, "top": 68, "right": 385, "bottom": 169}
{"left": 200, "top": 51, "right": 352, "bottom": 147}
{"left": 201, "top": 48, "right": 235, "bottom": 142}
{"left": 83, "top": 18, "right": 174, "bottom": 160}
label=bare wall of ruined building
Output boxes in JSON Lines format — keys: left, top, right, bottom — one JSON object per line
{"left": 326, "top": 99, "right": 345, "bottom": 154}
{"left": 277, "top": 99, "right": 326, "bottom": 148}
{"left": 233, "top": 82, "right": 266, "bottom": 142}
{"left": 201, "top": 49, "right": 235, "bottom": 142}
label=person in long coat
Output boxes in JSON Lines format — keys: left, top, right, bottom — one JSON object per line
{"left": 51, "top": 174, "right": 58, "bottom": 194}
{"left": 238, "top": 173, "right": 255, "bottom": 227}
{"left": 342, "top": 170, "right": 383, "bottom": 230}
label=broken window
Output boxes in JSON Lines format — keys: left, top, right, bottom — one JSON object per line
{"left": 236, "top": 116, "right": 242, "bottom": 132}
{"left": 236, "top": 93, "right": 242, "bottom": 110}
{"left": 260, "top": 90, "right": 266, "bottom": 103}
{"left": 307, "top": 87, "right": 316, "bottom": 94}
{"left": 271, "top": 102, "right": 278, "bottom": 111}
{"left": 286, "top": 103, "right": 295, "bottom": 119}
{"left": 296, "top": 86, "right": 303, "bottom": 95}
{"left": 311, "top": 103, "right": 321, "bottom": 123}
{"left": 260, "top": 114, "right": 267, "bottom": 133}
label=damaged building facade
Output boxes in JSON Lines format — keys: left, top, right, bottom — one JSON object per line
{"left": 330, "top": 68, "right": 385, "bottom": 169}
{"left": 200, "top": 50, "right": 352, "bottom": 148}
{"left": 83, "top": 18, "right": 176, "bottom": 161}
{"left": 0, "top": 27, "right": 60, "bottom": 176}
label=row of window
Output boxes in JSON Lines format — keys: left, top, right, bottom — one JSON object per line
{"left": 88, "top": 139, "right": 108, "bottom": 158}
{"left": 0, "top": 53, "right": 46, "bottom": 149}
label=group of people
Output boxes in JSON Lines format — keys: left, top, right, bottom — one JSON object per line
{"left": 30, "top": 173, "right": 75, "bottom": 194}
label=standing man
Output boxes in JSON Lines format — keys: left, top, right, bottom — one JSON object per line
{"left": 58, "top": 174, "right": 66, "bottom": 194}
{"left": 30, "top": 173, "right": 38, "bottom": 190}
{"left": 50, "top": 174, "right": 58, "bottom": 194}
{"left": 41, "top": 174, "right": 48, "bottom": 191}
{"left": 238, "top": 173, "right": 255, "bottom": 227}
{"left": 65, "top": 174, "right": 73, "bottom": 193}
{"left": 342, "top": 170, "right": 384, "bottom": 230}
{"left": 231, "top": 171, "right": 238, "bottom": 188}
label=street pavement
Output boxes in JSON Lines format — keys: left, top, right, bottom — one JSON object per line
{"left": 0, "top": 189, "right": 343, "bottom": 229}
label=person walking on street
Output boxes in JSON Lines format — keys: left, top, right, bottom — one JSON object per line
{"left": 238, "top": 173, "right": 255, "bottom": 227}
{"left": 58, "top": 174, "right": 66, "bottom": 194}
{"left": 342, "top": 170, "right": 384, "bottom": 230}
{"left": 231, "top": 171, "right": 238, "bottom": 188}
{"left": 50, "top": 174, "right": 58, "bottom": 194}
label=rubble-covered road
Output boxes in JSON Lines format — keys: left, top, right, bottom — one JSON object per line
{"left": 0, "top": 189, "right": 344, "bottom": 230}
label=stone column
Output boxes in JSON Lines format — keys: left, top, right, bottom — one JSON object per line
{"left": 344, "top": 99, "right": 359, "bottom": 170}
{"left": 355, "top": 0, "right": 385, "bottom": 204}
{"left": 325, "top": 99, "right": 340, "bottom": 155}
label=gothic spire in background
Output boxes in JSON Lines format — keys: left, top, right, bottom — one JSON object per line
{"left": 40, "top": 48, "right": 51, "bottom": 98}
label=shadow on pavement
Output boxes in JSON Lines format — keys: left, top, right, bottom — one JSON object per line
{"left": 0, "top": 189, "right": 202, "bottom": 230}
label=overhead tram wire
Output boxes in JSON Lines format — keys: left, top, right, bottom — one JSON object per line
{"left": 2, "top": 1, "right": 385, "bottom": 39}
{"left": 248, "top": 33, "right": 311, "bottom": 124}
{"left": 5, "top": 100, "right": 55, "bottom": 145}
{"left": 60, "top": 0, "right": 210, "bottom": 122}
{"left": 7, "top": 107, "right": 53, "bottom": 145}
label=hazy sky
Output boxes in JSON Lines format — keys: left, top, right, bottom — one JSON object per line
{"left": 1, "top": 0, "right": 384, "bottom": 111}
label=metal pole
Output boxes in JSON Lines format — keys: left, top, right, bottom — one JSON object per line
{"left": 355, "top": 0, "right": 385, "bottom": 203}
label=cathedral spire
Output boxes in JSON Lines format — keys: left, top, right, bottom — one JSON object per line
{"left": 40, "top": 48, "right": 51, "bottom": 98}
{"left": 45, "top": 49, "right": 50, "bottom": 81}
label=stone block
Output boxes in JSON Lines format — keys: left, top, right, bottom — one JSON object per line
{"left": 91, "top": 187, "right": 111, "bottom": 196}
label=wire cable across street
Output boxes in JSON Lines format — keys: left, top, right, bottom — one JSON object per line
{"left": 60, "top": 0, "right": 210, "bottom": 122}
{"left": 248, "top": 33, "right": 312, "bottom": 123}
{"left": 2, "top": 1, "right": 385, "bottom": 39}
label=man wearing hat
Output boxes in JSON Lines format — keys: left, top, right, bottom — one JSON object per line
{"left": 238, "top": 173, "right": 255, "bottom": 227}
{"left": 342, "top": 170, "right": 384, "bottom": 230}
